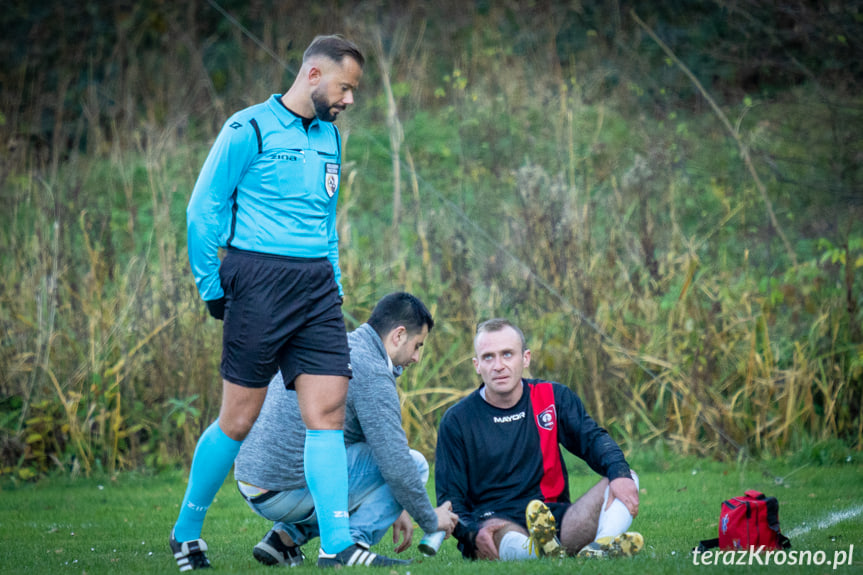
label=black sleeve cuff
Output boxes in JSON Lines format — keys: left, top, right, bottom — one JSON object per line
{"left": 453, "top": 520, "right": 479, "bottom": 560}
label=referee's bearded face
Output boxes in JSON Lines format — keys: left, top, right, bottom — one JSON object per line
{"left": 311, "top": 56, "right": 363, "bottom": 122}
{"left": 473, "top": 326, "right": 531, "bottom": 401}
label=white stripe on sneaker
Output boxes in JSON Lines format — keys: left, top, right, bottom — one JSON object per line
{"left": 345, "top": 548, "right": 377, "bottom": 566}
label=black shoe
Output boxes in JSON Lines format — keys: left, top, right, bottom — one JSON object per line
{"left": 253, "top": 529, "right": 305, "bottom": 567}
{"left": 170, "top": 529, "right": 211, "bottom": 571}
{"left": 317, "top": 542, "right": 411, "bottom": 568}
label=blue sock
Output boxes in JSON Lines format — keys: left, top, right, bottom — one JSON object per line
{"left": 173, "top": 420, "right": 242, "bottom": 542}
{"left": 305, "top": 429, "right": 353, "bottom": 554}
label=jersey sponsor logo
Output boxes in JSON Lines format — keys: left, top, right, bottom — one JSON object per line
{"left": 493, "top": 411, "right": 525, "bottom": 424}
{"left": 325, "top": 163, "right": 339, "bottom": 197}
{"left": 334, "top": 510, "right": 349, "bottom": 518}
{"left": 270, "top": 152, "right": 302, "bottom": 161}
{"left": 229, "top": 121, "right": 242, "bottom": 129}
{"left": 536, "top": 405, "right": 556, "bottom": 431}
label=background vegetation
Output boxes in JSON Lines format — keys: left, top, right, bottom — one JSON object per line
{"left": 1, "top": 0, "right": 861, "bottom": 481}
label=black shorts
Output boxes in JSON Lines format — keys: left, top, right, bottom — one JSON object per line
{"left": 218, "top": 249, "right": 351, "bottom": 388}
{"left": 478, "top": 501, "right": 570, "bottom": 533}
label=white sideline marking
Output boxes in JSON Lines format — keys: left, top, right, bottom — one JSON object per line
{"left": 784, "top": 504, "right": 863, "bottom": 539}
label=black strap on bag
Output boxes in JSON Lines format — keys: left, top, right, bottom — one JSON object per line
{"left": 697, "top": 538, "right": 720, "bottom": 552}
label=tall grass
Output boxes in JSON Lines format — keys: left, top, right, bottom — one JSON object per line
{"left": 1, "top": 1, "right": 860, "bottom": 480}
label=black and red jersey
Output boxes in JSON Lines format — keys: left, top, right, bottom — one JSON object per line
{"left": 434, "top": 378, "right": 631, "bottom": 535}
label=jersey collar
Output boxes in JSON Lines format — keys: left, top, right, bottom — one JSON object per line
{"left": 269, "top": 94, "right": 318, "bottom": 129}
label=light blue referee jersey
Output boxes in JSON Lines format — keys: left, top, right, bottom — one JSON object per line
{"left": 187, "top": 94, "right": 343, "bottom": 301}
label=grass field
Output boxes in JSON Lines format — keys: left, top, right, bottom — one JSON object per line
{"left": 1, "top": 456, "right": 861, "bottom": 574}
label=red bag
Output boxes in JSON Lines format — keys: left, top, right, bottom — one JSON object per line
{"left": 698, "top": 489, "right": 791, "bottom": 552}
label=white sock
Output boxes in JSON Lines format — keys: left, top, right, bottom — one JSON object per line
{"left": 499, "top": 531, "right": 535, "bottom": 561}
{"left": 595, "top": 471, "right": 639, "bottom": 540}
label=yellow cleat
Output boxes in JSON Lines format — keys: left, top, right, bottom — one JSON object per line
{"left": 577, "top": 531, "right": 644, "bottom": 558}
{"left": 525, "top": 500, "right": 565, "bottom": 558}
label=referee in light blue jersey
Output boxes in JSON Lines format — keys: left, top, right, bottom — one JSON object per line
{"left": 171, "top": 34, "right": 373, "bottom": 571}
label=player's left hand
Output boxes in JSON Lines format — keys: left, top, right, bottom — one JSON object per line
{"left": 607, "top": 476, "right": 640, "bottom": 517}
{"left": 475, "top": 518, "right": 509, "bottom": 560}
{"left": 392, "top": 510, "right": 413, "bottom": 553}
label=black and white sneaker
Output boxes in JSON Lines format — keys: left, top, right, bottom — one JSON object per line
{"left": 253, "top": 528, "right": 305, "bottom": 567}
{"left": 317, "top": 542, "right": 411, "bottom": 568}
{"left": 169, "top": 529, "right": 211, "bottom": 571}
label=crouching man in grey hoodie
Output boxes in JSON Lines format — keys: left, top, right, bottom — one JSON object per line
{"left": 234, "top": 292, "right": 458, "bottom": 567}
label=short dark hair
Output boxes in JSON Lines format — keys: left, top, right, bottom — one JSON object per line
{"left": 303, "top": 34, "right": 365, "bottom": 68}
{"left": 475, "top": 318, "right": 527, "bottom": 352}
{"left": 368, "top": 292, "right": 434, "bottom": 338}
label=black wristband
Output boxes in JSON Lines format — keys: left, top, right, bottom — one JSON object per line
{"left": 205, "top": 297, "right": 226, "bottom": 320}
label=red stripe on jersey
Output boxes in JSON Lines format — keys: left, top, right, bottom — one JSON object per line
{"left": 529, "top": 381, "right": 564, "bottom": 502}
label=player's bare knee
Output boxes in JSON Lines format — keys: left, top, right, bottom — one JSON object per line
{"left": 218, "top": 413, "right": 256, "bottom": 441}
{"left": 301, "top": 404, "right": 345, "bottom": 430}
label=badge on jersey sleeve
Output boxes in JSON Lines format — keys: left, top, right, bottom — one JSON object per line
{"left": 325, "top": 163, "right": 340, "bottom": 197}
